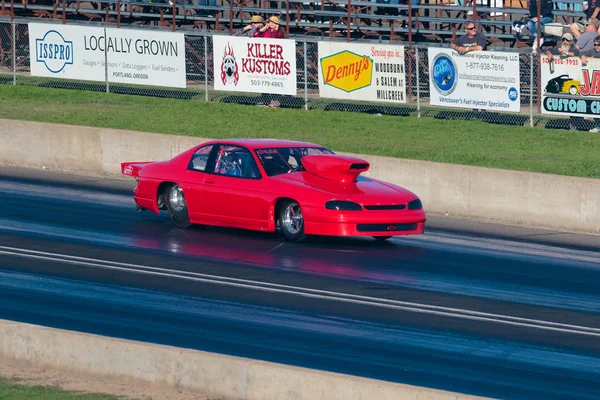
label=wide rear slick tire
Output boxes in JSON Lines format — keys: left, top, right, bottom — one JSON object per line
{"left": 279, "top": 200, "right": 306, "bottom": 242}
{"left": 166, "top": 184, "right": 191, "bottom": 229}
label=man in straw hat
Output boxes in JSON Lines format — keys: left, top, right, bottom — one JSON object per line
{"left": 257, "top": 15, "right": 284, "bottom": 38}
{"left": 234, "top": 15, "right": 265, "bottom": 37}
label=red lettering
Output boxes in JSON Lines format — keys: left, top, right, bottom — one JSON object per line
{"left": 247, "top": 43, "right": 256, "bottom": 58}
{"left": 580, "top": 70, "right": 600, "bottom": 96}
{"left": 325, "top": 65, "right": 336, "bottom": 83}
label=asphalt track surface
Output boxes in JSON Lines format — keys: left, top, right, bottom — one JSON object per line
{"left": 1, "top": 166, "right": 600, "bottom": 400}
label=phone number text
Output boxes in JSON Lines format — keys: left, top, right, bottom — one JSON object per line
{"left": 464, "top": 62, "right": 505, "bottom": 71}
{"left": 251, "top": 80, "right": 284, "bottom": 87}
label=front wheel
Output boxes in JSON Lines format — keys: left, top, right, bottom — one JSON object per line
{"left": 279, "top": 200, "right": 306, "bottom": 242}
{"left": 166, "top": 184, "right": 191, "bottom": 229}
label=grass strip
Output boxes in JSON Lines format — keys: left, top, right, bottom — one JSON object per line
{"left": 0, "top": 377, "right": 126, "bottom": 400}
{"left": 1, "top": 85, "right": 599, "bottom": 178}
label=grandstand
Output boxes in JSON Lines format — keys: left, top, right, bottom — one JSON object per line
{"left": 0, "top": 0, "right": 590, "bottom": 48}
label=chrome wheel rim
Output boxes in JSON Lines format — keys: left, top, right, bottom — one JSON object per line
{"left": 282, "top": 202, "right": 303, "bottom": 235}
{"left": 169, "top": 185, "right": 186, "bottom": 212}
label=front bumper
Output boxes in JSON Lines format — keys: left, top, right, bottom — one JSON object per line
{"left": 304, "top": 208, "right": 426, "bottom": 237}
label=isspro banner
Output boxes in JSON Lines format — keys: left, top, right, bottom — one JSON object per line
{"left": 428, "top": 48, "right": 521, "bottom": 112}
{"left": 317, "top": 42, "right": 406, "bottom": 103}
{"left": 28, "top": 23, "right": 186, "bottom": 88}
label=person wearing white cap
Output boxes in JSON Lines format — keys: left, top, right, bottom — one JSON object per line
{"left": 545, "top": 33, "right": 580, "bottom": 58}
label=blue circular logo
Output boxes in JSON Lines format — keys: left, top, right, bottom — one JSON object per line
{"left": 508, "top": 87, "right": 519, "bottom": 101}
{"left": 431, "top": 53, "right": 457, "bottom": 95}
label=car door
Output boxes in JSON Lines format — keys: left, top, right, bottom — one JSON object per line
{"left": 200, "top": 144, "right": 270, "bottom": 230}
{"left": 183, "top": 143, "right": 218, "bottom": 220}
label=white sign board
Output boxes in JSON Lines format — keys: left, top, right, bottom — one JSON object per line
{"left": 318, "top": 42, "right": 406, "bottom": 103}
{"left": 28, "top": 23, "right": 186, "bottom": 88}
{"left": 540, "top": 55, "right": 600, "bottom": 117}
{"left": 212, "top": 35, "right": 297, "bottom": 95}
{"left": 428, "top": 48, "right": 521, "bottom": 112}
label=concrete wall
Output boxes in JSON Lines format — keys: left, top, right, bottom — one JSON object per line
{"left": 0, "top": 319, "right": 489, "bottom": 400}
{"left": 1, "top": 118, "right": 599, "bottom": 234}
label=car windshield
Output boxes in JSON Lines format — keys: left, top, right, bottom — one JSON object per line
{"left": 255, "top": 147, "right": 334, "bottom": 176}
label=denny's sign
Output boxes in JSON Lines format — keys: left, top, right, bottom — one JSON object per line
{"left": 321, "top": 50, "right": 373, "bottom": 92}
{"left": 318, "top": 42, "right": 406, "bottom": 103}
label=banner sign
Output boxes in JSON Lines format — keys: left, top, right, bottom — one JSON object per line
{"left": 428, "top": 48, "right": 521, "bottom": 112}
{"left": 540, "top": 55, "right": 600, "bottom": 117}
{"left": 28, "top": 23, "right": 186, "bottom": 88}
{"left": 317, "top": 42, "right": 406, "bottom": 103}
{"left": 212, "top": 36, "right": 297, "bottom": 95}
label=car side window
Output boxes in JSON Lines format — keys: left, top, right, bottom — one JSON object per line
{"left": 189, "top": 145, "right": 214, "bottom": 172}
{"left": 213, "top": 145, "right": 261, "bottom": 179}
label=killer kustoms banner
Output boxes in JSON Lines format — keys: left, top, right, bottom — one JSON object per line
{"left": 213, "top": 35, "right": 297, "bottom": 95}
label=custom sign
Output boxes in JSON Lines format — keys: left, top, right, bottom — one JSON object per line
{"left": 428, "top": 48, "right": 521, "bottom": 112}
{"left": 540, "top": 55, "right": 600, "bottom": 117}
{"left": 212, "top": 36, "right": 297, "bottom": 95}
{"left": 318, "top": 42, "right": 406, "bottom": 103}
{"left": 28, "top": 23, "right": 186, "bottom": 88}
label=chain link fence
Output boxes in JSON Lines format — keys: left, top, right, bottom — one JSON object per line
{"left": 0, "top": 18, "right": 587, "bottom": 130}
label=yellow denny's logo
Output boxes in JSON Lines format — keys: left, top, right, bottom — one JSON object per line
{"left": 320, "top": 50, "right": 373, "bottom": 93}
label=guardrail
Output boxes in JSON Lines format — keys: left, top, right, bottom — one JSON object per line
{"left": 0, "top": 0, "right": 589, "bottom": 46}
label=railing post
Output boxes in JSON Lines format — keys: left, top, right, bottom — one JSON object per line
{"left": 62, "top": 0, "right": 66, "bottom": 23}
{"left": 529, "top": 52, "right": 534, "bottom": 127}
{"left": 415, "top": 46, "right": 420, "bottom": 118}
{"left": 229, "top": 0, "right": 233, "bottom": 35}
{"left": 104, "top": 25, "right": 109, "bottom": 93}
{"left": 172, "top": 0, "right": 177, "bottom": 32}
{"left": 12, "top": 19, "right": 16, "bottom": 85}
{"left": 204, "top": 34, "right": 209, "bottom": 102}
{"left": 347, "top": 0, "right": 351, "bottom": 42}
{"left": 117, "top": 0, "right": 121, "bottom": 27}
{"left": 286, "top": 0, "right": 290, "bottom": 38}
{"left": 408, "top": 1, "right": 412, "bottom": 47}
{"left": 303, "top": 40, "right": 308, "bottom": 111}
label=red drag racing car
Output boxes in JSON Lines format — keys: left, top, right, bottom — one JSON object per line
{"left": 121, "top": 139, "right": 426, "bottom": 242}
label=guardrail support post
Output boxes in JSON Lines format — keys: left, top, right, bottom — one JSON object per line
{"left": 303, "top": 41, "right": 308, "bottom": 111}
{"left": 204, "top": 35, "right": 209, "bottom": 102}
{"left": 12, "top": 20, "right": 16, "bottom": 85}
{"left": 104, "top": 25, "right": 109, "bottom": 93}
{"left": 415, "top": 46, "right": 420, "bottom": 118}
{"left": 529, "top": 52, "right": 534, "bottom": 128}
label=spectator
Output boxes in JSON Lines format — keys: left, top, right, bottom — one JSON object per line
{"left": 528, "top": 0, "right": 554, "bottom": 50}
{"left": 570, "top": 0, "right": 600, "bottom": 38}
{"left": 257, "top": 16, "right": 285, "bottom": 38}
{"left": 580, "top": 35, "right": 600, "bottom": 63}
{"left": 234, "top": 15, "right": 264, "bottom": 37}
{"left": 575, "top": 19, "right": 600, "bottom": 51}
{"left": 545, "top": 32, "right": 580, "bottom": 58}
{"left": 579, "top": 35, "right": 600, "bottom": 132}
{"left": 450, "top": 22, "right": 487, "bottom": 54}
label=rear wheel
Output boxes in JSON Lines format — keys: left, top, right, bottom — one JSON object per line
{"left": 279, "top": 200, "right": 306, "bottom": 242}
{"left": 166, "top": 184, "right": 191, "bottom": 229}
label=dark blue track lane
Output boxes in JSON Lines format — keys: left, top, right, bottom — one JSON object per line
{"left": 1, "top": 168, "right": 600, "bottom": 399}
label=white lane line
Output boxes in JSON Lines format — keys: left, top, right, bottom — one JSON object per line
{"left": 2, "top": 245, "right": 600, "bottom": 337}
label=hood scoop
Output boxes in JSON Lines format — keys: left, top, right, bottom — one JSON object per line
{"left": 301, "top": 154, "right": 370, "bottom": 183}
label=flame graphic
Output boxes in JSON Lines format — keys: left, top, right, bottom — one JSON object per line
{"left": 221, "top": 42, "right": 239, "bottom": 86}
